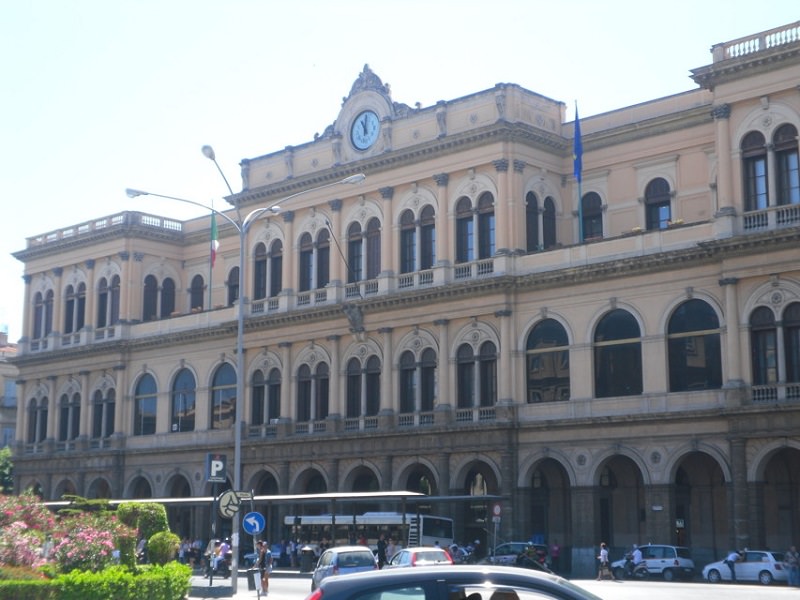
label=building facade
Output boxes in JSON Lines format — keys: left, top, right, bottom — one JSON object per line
{"left": 11, "top": 22, "right": 800, "bottom": 575}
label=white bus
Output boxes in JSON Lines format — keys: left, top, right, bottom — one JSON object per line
{"left": 285, "top": 511, "right": 455, "bottom": 548}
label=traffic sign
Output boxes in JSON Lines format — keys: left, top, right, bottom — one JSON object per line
{"left": 218, "top": 489, "right": 242, "bottom": 518}
{"left": 242, "top": 511, "right": 265, "bottom": 535}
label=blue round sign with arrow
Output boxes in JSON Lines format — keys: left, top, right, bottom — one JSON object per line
{"left": 242, "top": 511, "right": 265, "bottom": 535}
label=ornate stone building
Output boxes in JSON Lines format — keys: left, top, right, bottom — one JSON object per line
{"left": 11, "top": 22, "right": 800, "bottom": 575}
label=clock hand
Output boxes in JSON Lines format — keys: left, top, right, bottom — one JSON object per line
{"left": 362, "top": 116, "right": 368, "bottom": 135}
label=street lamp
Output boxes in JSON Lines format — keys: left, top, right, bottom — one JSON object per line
{"left": 127, "top": 157, "right": 365, "bottom": 591}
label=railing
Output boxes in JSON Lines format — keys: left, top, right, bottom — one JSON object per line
{"left": 742, "top": 203, "right": 800, "bottom": 231}
{"left": 751, "top": 383, "right": 800, "bottom": 403}
{"left": 398, "top": 269, "right": 434, "bottom": 289}
{"left": 713, "top": 21, "right": 800, "bottom": 62}
{"left": 343, "top": 416, "right": 379, "bottom": 432}
{"left": 454, "top": 258, "right": 494, "bottom": 280}
{"left": 25, "top": 212, "right": 182, "bottom": 248}
{"left": 455, "top": 406, "right": 497, "bottom": 422}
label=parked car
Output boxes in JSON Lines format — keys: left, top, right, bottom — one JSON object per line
{"left": 702, "top": 549, "right": 788, "bottom": 585}
{"left": 385, "top": 546, "right": 453, "bottom": 568}
{"left": 610, "top": 544, "right": 694, "bottom": 581}
{"left": 305, "top": 564, "right": 603, "bottom": 600}
{"left": 310, "top": 545, "right": 378, "bottom": 591}
{"left": 486, "top": 542, "right": 549, "bottom": 567}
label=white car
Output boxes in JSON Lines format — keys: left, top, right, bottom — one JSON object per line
{"left": 702, "top": 550, "right": 788, "bottom": 585}
{"left": 610, "top": 544, "right": 694, "bottom": 581}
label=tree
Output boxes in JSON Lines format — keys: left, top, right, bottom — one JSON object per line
{"left": 0, "top": 446, "right": 13, "bottom": 494}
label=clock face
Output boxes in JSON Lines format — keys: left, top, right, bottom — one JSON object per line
{"left": 351, "top": 110, "right": 380, "bottom": 150}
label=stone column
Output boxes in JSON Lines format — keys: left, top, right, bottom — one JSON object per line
{"left": 84, "top": 259, "right": 96, "bottom": 334}
{"left": 379, "top": 327, "right": 394, "bottom": 413}
{"left": 712, "top": 104, "right": 733, "bottom": 214}
{"left": 496, "top": 309, "right": 513, "bottom": 403}
{"left": 281, "top": 211, "right": 295, "bottom": 297}
{"left": 79, "top": 370, "right": 91, "bottom": 438}
{"left": 21, "top": 274, "right": 32, "bottom": 341}
{"left": 327, "top": 335, "right": 341, "bottom": 415}
{"left": 510, "top": 160, "right": 526, "bottom": 253}
{"left": 570, "top": 486, "right": 597, "bottom": 578}
{"left": 51, "top": 267, "right": 64, "bottom": 338}
{"left": 113, "top": 364, "right": 127, "bottom": 437}
{"left": 493, "top": 159, "right": 510, "bottom": 255}
{"left": 433, "top": 174, "right": 450, "bottom": 268}
{"left": 435, "top": 319, "right": 450, "bottom": 407}
{"left": 729, "top": 437, "right": 750, "bottom": 549}
{"left": 379, "top": 187, "right": 394, "bottom": 279}
{"left": 328, "top": 199, "right": 343, "bottom": 287}
{"left": 46, "top": 375, "right": 58, "bottom": 442}
{"left": 279, "top": 342, "right": 293, "bottom": 420}
{"left": 720, "top": 277, "right": 743, "bottom": 386}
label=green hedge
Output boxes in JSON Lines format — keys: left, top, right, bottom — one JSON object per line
{"left": 0, "top": 563, "right": 190, "bottom": 600}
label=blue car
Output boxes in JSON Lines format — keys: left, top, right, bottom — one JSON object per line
{"left": 310, "top": 545, "right": 378, "bottom": 591}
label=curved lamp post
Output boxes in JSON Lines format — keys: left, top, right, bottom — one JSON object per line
{"left": 127, "top": 156, "right": 365, "bottom": 591}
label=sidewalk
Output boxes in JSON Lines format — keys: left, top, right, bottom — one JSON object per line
{"left": 188, "top": 567, "right": 309, "bottom": 599}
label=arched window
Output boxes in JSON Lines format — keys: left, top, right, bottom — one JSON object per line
{"left": 346, "top": 356, "right": 382, "bottom": 418}
{"left": 160, "top": 277, "right": 175, "bottom": 317}
{"left": 347, "top": 223, "right": 363, "bottom": 283}
{"left": 299, "top": 233, "right": 314, "bottom": 292}
{"left": 269, "top": 240, "right": 283, "bottom": 298}
{"left": 774, "top": 124, "right": 799, "bottom": 205}
{"left": 742, "top": 131, "right": 767, "bottom": 211}
{"left": 542, "top": 197, "right": 556, "bottom": 249}
{"left": 477, "top": 192, "right": 495, "bottom": 259}
{"left": 190, "top": 274, "right": 205, "bottom": 311}
{"left": 645, "top": 177, "right": 671, "bottom": 230}
{"left": 420, "top": 206, "right": 436, "bottom": 270}
{"left": 750, "top": 306, "right": 776, "bottom": 385}
{"left": 365, "top": 218, "right": 381, "bottom": 280}
{"left": 251, "top": 368, "right": 281, "bottom": 425}
{"left": 27, "top": 398, "right": 48, "bottom": 443}
{"left": 91, "top": 388, "right": 115, "bottom": 439}
{"left": 134, "top": 374, "right": 156, "bottom": 436}
{"left": 455, "top": 197, "right": 474, "bottom": 263}
{"left": 254, "top": 242, "right": 267, "bottom": 300}
{"left": 97, "top": 276, "right": 121, "bottom": 327}
{"left": 227, "top": 267, "right": 239, "bottom": 307}
{"left": 581, "top": 192, "right": 603, "bottom": 241}
{"left": 211, "top": 363, "right": 236, "bottom": 429}
{"left": 317, "top": 229, "right": 331, "bottom": 289}
{"left": 297, "top": 362, "right": 330, "bottom": 422}
{"left": 143, "top": 275, "right": 158, "bottom": 321}
{"left": 594, "top": 309, "right": 643, "bottom": 398}
{"left": 63, "top": 283, "right": 86, "bottom": 334}
{"left": 525, "top": 192, "right": 540, "bottom": 252}
{"left": 58, "top": 392, "right": 80, "bottom": 442}
{"left": 526, "top": 319, "right": 570, "bottom": 403}
{"left": 667, "top": 299, "right": 722, "bottom": 391}
{"left": 784, "top": 303, "right": 800, "bottom": 383}
{"left": 171, "top": 369, "right": 196, "bottom": 433}
{"left": 456, "top": 341, "right": 497, "bottom": 408}
{"left": 399, "top": 210, "right": 416, "bottom": 274}
{"left": 398, "top": 349, "right": 437, "bottom": 413}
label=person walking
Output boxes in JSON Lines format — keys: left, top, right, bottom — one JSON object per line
{"left": 724, "top": 550, "right": 741, "bottom": 582}
{"left": 257, "top": 540, "right": 273, "bottom": 594}
{"left": 376, "top": 533, "right": 388, "bottom": 568}
{"left": 785, "top": 545, "right": 800, "bottom": 587}
{"left": 596, "top": 542, "right": 614, "bottom": 580}
{"left": 549, "top": 540, "right": 561, "bottom": 573}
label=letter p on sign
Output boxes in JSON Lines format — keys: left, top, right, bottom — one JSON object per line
{"left": 206, "top": 453, "right": 227, "bottom": 483}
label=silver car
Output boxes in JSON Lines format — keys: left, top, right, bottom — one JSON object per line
{"left": 310, "top": 545, "right": 378, "bottom": 591}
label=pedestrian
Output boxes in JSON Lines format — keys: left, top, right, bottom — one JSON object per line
{"left": 596, "top": 542, "right": 614, "bottom": 580}
{"left": 549, "top": 539, "right": 560, "bottom": 573}
{"left": 386, "top": 537, "right": 397, "bottom": 562}
{"left": 785, "top": 545, "right": 800, "bottom": 587}
{"left": 724, "top": 549, "right": 741, "bottom": 582}
{"left": 376, "top": 533, "right": 388, "bottom": 568}
{"left": 257, "top": 540, "right": 273, "bottom": 593}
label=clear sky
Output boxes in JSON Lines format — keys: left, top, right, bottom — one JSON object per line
{"left": 1, "top": 0, "right": 797, "bottom": 341}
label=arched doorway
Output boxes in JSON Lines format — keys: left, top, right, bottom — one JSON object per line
{"left": 595, "top": 456, "right": 644, "bottom": 550}
{"left": 758, "top": 447, "right": 800, "bottom": 550}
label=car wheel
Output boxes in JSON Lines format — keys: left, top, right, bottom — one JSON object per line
{"left": 613, "top": 567, "right": 625, "bottom": 580}
{"left": 758, "top": 570, "right": 774, "bottom": 585}
{"left": 707, "top": 568, "right": 722, "bottom": 583}
{"left": 662, "top": 568, "right": 675, "bottom": 581}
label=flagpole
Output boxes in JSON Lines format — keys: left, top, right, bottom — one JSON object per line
{"left": 573, "top": 102, "right": 584, "bottom": 242}
{"left": 208, "top": 200, "right": 215, "bottom": 310}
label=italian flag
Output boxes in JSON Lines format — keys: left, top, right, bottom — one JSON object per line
{"left": 210, "top": 213, "right": 219, "bottom": 267}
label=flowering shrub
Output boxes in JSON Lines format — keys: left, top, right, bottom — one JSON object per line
{"left": 0, "top": 490, "right": 55, "bottom": 532}
{"left": 0, "top": 521, "right": 46, "bottom": 568}
{"left": 52, "top": 525, "right": 117, "bottom": 573}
